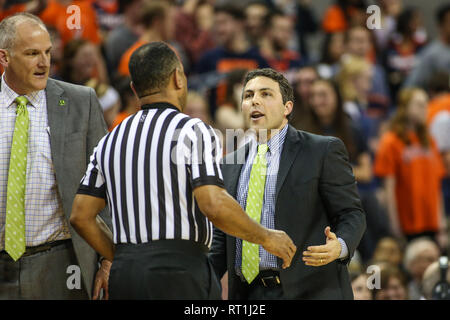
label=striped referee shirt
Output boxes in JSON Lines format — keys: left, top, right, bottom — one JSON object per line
{"left": 77, "top": 102, "right": 224, "bottom": 248}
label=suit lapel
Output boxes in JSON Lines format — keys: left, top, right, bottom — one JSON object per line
{"left": 45, "top": 79, "right": 68, "bottom": 188}
{"left": 275, "top": 125, "right": 301, "bottom": 200}
{"left": 223, "top": 143, "right": 250, "bottom": 198}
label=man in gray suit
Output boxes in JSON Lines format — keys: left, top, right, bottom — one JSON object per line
{"left": 0, "top": 13, "right": 111, "bottom": 299}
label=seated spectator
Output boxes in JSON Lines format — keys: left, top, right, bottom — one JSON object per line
{"left": 259, "top": 8, "right": 305, "bottom": 72}
{"left": 404, "top": 4, "right": 450, "bottom": 88}
{"left": 385, "top": 6, "right": 427, "bottom": 99}
{"left": 103, "top": 0, "right": 143, "bottom": 79}
{"left": 195, "top": 3, "right": 269, "bottom": 118}
{"left": 294, "top": 0, "right": 319, "bottom": 60}
{"left": 373, "top": 0, "right": 403, "bottom": 51}
{"left": 322, "top": 0, "right": 368, "bottom": 33}
{"left": 403, "top": 237, "right": 441, "bottom": 299}
{"left": 374, "top": 265, "right": 409, "bottom": 300}
{"left": 86, "top": 78, "right": 120, "bottom": 129}
{"left": 350, "top": 271, "right": 373, "bottom": 300}
{"left": 374, "top": 88, "right": 447, "bottom": 244}
{"left": 47, "top": 25, "right": 63, "bottom": 79}
{"left": 244, "top": 0, "right": 271, "bottom": 47}
{"left": 317, "top": 31, "right": 345, "bottom": 79}
{"left": 289, "top": 65, "right": 319, "bottom": 130}
{"left": 371, "top": 236, "right": 405, "bottom": 270}
{"left": 118, "top": 0, "right": 188, "bottom": 77}
{"left": 184, "top": 90, "right": 213, "bottom": 126}
{"left": 421, "top": 257, "right": 450, "bottom": 300}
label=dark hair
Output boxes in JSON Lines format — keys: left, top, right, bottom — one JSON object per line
{"left": 214, "top": 3, "right": 245, "bottom": 21}
{"left": 243, "top": 68, "right": 294, "bottom": 119}
{"left": 263, "top": 7, "right": 285, "bottom": 30}
{"left": 436, "top": 3, "right": 450, "bottom": 26}
{"left": 396, "top": 7, "right": 419, "bottom": 36}
{"left": 60, "top": 38, "right": 89, "bottom": 84}
{"left": 224, "top": 68, "right": 249, "bottom": 110}
{"left": 129, "top": 41, "right": 179, "bottom": 98}
{"left": 139, "top": 0, "right": 169, "bottom": 29}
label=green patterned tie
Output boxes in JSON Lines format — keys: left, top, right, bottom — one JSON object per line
{"left": 242, "top": 143, "right": 268, "bottom": 283}
{"left": 5, "top": 96, "right": 29, "bottom": 261}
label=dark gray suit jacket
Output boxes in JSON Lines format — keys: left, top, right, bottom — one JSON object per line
{"left": 1, "top": 78, "right": 109, "bottom": 298}
{"left": 209, "top": 125, "right": 366, "bottom": 299}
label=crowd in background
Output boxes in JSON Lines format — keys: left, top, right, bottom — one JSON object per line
{"left": 1, "top": 0, "right": 450, "bottom": 300}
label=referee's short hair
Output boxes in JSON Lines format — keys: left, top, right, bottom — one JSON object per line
{"left": 129, "top": 41, "right": 179, "bottom": 98}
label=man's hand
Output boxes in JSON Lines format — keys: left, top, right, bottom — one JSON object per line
{"left": 262, "top": 230, "right": 297, "bottom": 269}
{"left": 92, "top": 259, "right": 112, "bottom": 300}
{"left": 302, "top": 227, "right": 341, "bottom": 267}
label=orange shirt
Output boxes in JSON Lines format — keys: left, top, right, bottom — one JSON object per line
{"left": 426, "top": 94, "right": 450, "bottom": 126}
{"left": 118, "top": 39, "right": 147, "bottom": 77}
{"left": 109, "top": 111, "right": 131, "bottom": 131}
{"left": 39, "top": 0, "right": 101, "bottom": 46}
{"left": 374, "top": 131, "right": 446, "bottom": 235}
{"left": 0, "top": 3, "right": 26, "bottom": 21}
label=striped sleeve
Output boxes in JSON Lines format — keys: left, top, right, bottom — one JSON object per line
{"left": 189, "top": 121, "right": 224, "bottom": 189}
{"left": 77, "top": 145, "right": 106, "bottom": 198}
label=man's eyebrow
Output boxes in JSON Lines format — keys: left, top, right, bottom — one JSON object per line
{"left": 244, "top": 88, "right": 275, "bottom": 93}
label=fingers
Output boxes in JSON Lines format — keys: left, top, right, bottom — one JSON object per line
{"left": 281, "top": 241, "right": 297, "bottom": 269}
{"left": 92, "top": 278, "right": 102, "bottom": 300}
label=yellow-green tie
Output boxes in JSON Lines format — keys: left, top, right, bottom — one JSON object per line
{"left": 242, "top": 143, "right": 268, "bottom": 283}
{"left": 5, "top": 96, "right": 29, "bottom": 261}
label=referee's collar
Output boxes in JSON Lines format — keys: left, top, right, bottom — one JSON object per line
{"left": 140, "top": 102, "right": 180, "bottom": 112}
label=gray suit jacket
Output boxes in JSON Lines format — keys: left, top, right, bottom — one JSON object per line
{"left": 45, "top": 78, "right": 110, "bottom": 298}
{"left": 209, "top": 125, "right": 366, "bottom": 299}
{"left": 1, "top": 78, "right": 109, "bottom": 298}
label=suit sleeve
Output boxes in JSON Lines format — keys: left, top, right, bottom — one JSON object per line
{"left": 208, "top": 225, "right": 228, "bottom": 282}
{"left": 319, "top": 137, "right": 366, "bottom": 265}
{"left": 86, "top": 87, "right": 108, "bottom": 165}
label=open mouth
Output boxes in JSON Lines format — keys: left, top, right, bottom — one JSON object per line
{"left": 251, "top": 111, "right": 265, "bottom": 120}
{"left": 34, "top": 71, "right": 46, "bottom": 77}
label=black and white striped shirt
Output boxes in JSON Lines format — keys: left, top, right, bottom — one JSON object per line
{"left": 77, "top": 103, "right": 224, "bottom": 248}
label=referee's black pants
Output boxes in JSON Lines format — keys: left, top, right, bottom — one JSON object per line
{"left": 109, "top": 239, "right": 221, "bottom": 300}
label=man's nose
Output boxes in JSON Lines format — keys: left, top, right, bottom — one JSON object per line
{"left": 38, "top": 52, "right": 50, "bottom": 68}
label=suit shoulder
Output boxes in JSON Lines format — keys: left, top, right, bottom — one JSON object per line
{"left": 47, "top": 78, "right": 93, "bottom": 96}
{"left": 297, "top": 129, "right": 340, "bottom": 146}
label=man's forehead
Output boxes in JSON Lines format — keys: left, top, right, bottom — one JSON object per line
{"left": 14, "top": 21, "right": 51, "bottom": 48}
{"left": 244, "top": 76, "right": 279, "bottom": 91}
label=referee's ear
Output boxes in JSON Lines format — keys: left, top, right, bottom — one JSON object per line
{"left": 174, "top": 67, "right": 185, "bottom": 90}
{"left": 130, "top": 81, "right": 139, "bottom": 100}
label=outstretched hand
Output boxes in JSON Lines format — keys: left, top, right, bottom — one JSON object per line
{"left": 302, "top": 226, "right": 342, "bottom": 267}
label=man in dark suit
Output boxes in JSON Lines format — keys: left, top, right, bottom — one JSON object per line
{"left": 209, "top": 68, "right": 366, "bottom": 299}
{"left": 0, "top": 13, "right": 110, "bottom": 299}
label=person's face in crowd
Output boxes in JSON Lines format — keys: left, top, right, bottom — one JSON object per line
{"left": 352, "top": 274, "right": 372, "bottom": 300}
{"left": 295, "top": 67, "right": 318, "bottom": 101}
{"left": 245, "top": 4, "right": 268, "bottom": 39}
{"left": 440, "top": 11, "right": 450, "bottom": 43}
{"left": 409, "top": 246, "right": 440, "bottom": 281}
{"left": 196, "top": 3, "right": 214, "bottom": 31}
{"left": 406, "top": 90, "right": 428, "bottom": 126}
{"left": 242, "top": 76, "right": 292, "bottom": 138}
{"left": 379, "top": 0, "right": 402, "bottom": 16}
{"left": 352, "top": 66, "right": 373, "bottom": 98}
{"left": 269, "top": 15, "right": 294, "bottom": 51}
{"left": 373, "top": 238, "right": 403, "bottom": 267}
{"left": 1, "top": 21, "right": 51, "bottom": 95}
{"left": 185, "top": 95, "right": 209, "bottom": 123}
{"left": 215, "top": 12, "right": 239, "bottom": 47}
{"left": 310, "top": 81, "right": 338, "bottom": 123}
{"left": 383, "top": 276, "right": 408, "bottom": 300}
{"left": 347, "top": 28, "right": 372, "bottom": 58}
{"left": 328, "top": 32, "right": 345, "bottom": 64}
{"left": 71, "top": 42, "right": 97, "bottom": 84}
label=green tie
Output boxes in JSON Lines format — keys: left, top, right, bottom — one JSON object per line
{"left": 5, "top": 96, "right": 29, "bottom": 261}
{"left": 242, "top": 143, "right": 268, "bottom": 283}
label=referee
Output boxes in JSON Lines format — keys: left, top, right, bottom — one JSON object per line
{"left": 70, "top": 42, "right": 296, "bottom": 300}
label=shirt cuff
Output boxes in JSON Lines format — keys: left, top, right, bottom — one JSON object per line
{"left": 338, "top": 237, "right": 349, "bottom": 259}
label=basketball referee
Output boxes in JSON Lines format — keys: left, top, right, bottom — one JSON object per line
{"left": 69, "top": 42, "right": 296, "bottom": 300}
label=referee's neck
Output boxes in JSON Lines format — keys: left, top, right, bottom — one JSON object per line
{"left": 138, "top": 93, "right": 182, "bottom": 111}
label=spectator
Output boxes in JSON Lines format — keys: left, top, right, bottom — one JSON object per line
{"left": 103, "top": 0, "right": 143, "bottom": 79}
{"left": 374, "top": 88, "right": 447, "bottom": 244}
{"left": 294, "top": 0, "right": 318, "bottom": 60}
{"left": 404, "top": 4, "right": 450, "bottom": 89}
{"left": 403, "top": 237, "right": 440, "bottom": 299}
{"left": 371, "top": 236, "right": 405, "bottom": 269}
{"left": 184, "top": 90, "right": 213, "bottom": 126}
{"left": 195, "top": 3, "right": 268, "bottom": 117}
{"left": 373, "top": 0, "right": 403, "bottom": 51}
{"left": 259, "top": 8, "right": 304, "bottom": 72}
{"left": 322, "top": 0, "right": 368, "bottom": 33}
{"left": 343, "top": 25, "right": 391, "bottom": 115}
{"left": 422, "top": 258, "right": 450, "bottom": 300}
{"left": 384, "top": 7, "right": 427, "bottom": 99}
{"left": 244, "top": 0, "right": 271, "bottom": 47}
{"left": 47, "top": 25, "right": 63, "bottom": 79}
{"left": 174, "top": 0, "right": 216, "bottom": 66}
{"left": 86, "top": 78, "right": 120, "bottom": 129}
{"left": 117, "top": 0, "right": 187, "bottom": 77}
{"left": 350, "top": 271, "right": 373, "bottom": 300}
{"left": 374, "top": 265, "right": 409, "bottom": 300}
{"left": 289, "top": 65, "right": 319, "bottom": 130}
{"left": 317, "top": 31, "right": 345, "bottom": 79}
